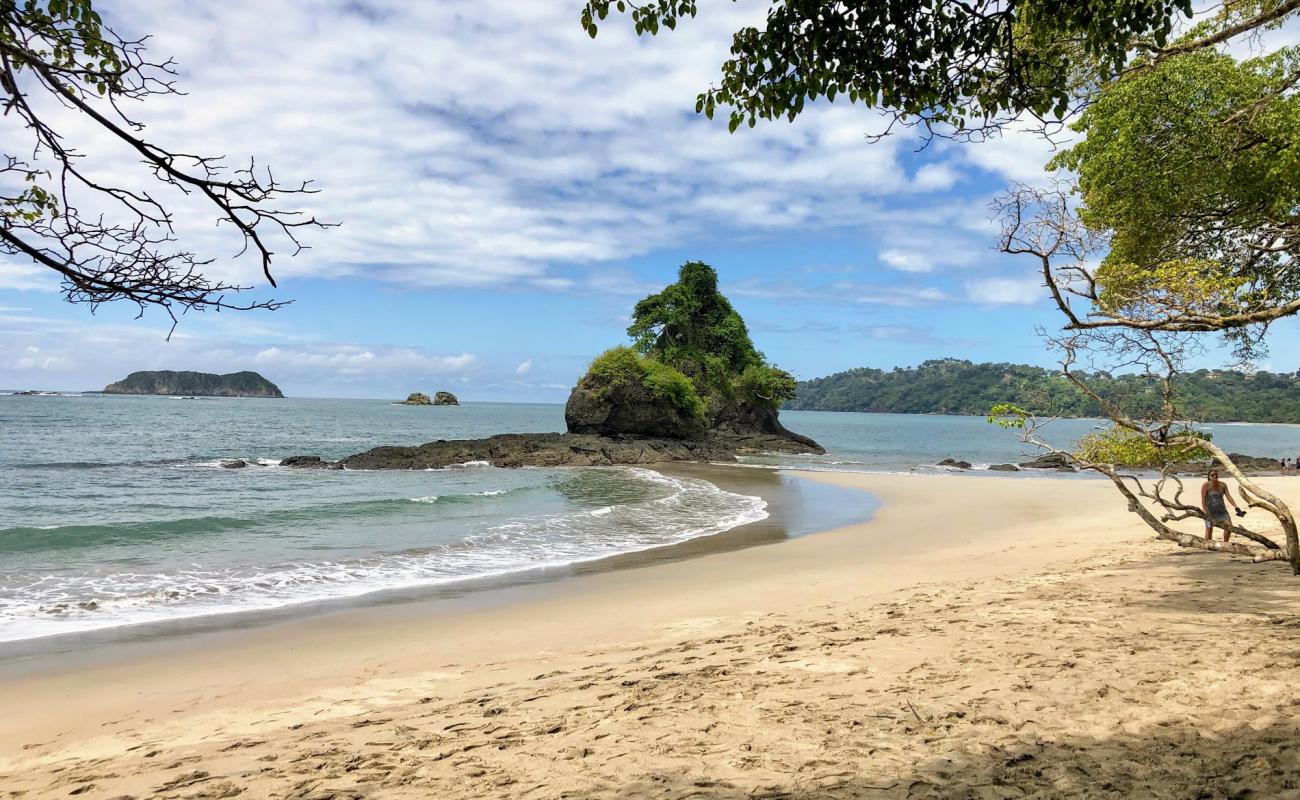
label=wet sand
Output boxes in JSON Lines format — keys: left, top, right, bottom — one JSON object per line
{"left": 4, "top": 471, "right": 1300, "bottom": 799}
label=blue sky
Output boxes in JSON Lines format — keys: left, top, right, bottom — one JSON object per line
{"left": 2, "top": 1, "right": 1298, "bottom": 398}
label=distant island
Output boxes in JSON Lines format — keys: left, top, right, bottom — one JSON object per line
{"left": 398, "top": 391, "right": 459, "bottom": 406}
{"left": 103, "top": 370, "right": 284, "bottom": 398}
{"left": 788, "top": 359, "right": 1300, "bottom": 424}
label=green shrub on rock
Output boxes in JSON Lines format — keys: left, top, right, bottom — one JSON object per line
{"left": 586, "top": 346, "right": 704, "bottom": 419}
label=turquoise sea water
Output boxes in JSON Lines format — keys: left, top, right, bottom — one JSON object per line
{"left": 4, "top": 395, "right": 1300, "bottom": 645}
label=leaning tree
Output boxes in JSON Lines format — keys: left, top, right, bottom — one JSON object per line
{"left": 0, "top": 0, "right": 327, "bottom": 328}
{"left": 583, "top": 1, "right": 1300, "bottom": 572}
{"left": 991, "top": 185, "right": 1299, "bottom": 573}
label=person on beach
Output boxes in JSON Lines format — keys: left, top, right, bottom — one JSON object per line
{"left": 1201, "top": 470, "right": 1243, "bottom": 542}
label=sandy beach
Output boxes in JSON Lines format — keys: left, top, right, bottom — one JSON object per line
{"left": 4, "top": 469, "right": 1300, "bottom": 799}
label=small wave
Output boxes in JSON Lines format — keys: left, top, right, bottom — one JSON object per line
{"left": 421, "top": 460, "right": 493, "bottom": 471}
{"left": 0, "top": 467, "right": 767, "bottom": 643}
{"left": 407, "top": 488, "right": 518, "bottom": 505}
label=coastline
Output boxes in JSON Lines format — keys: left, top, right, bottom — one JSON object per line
{"left": 4, "top": 470, "right": 1300, "bottom": 797}
{"left": 0, "top": 465, "right": 876, "bottom": 664}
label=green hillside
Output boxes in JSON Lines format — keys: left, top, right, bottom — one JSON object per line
{"left": 788, "top": 359, "right": 1300, "bottom": 423}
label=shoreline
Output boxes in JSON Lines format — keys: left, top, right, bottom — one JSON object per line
{"left": 0, "top": 464, "right": 877, "bottom": 667}
{"left": 5, "top": 470, "right": 1300, "bottom": 797}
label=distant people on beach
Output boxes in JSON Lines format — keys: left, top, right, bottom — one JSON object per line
{"left": 1201, "top": 470, "right": 1243, "bottom": 542}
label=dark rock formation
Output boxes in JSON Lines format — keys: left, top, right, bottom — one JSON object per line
{"left": 1018, "top": 452, "right": 1077, "bottom": 472}
{"left": 285, "top": 428, "right": 821, "bottom": 472}
{"left": 1175, "top": 453, "right": 1285, "bottom": 476}
{"left": 566, "top": 372, "right": 708, "bottom": 440}
{"left": 1224, "top": 453, "right": 1284, "bottom": 472}
{"left": 103, "top": 370, "right": 283, "bottom": 398}
{"left": 708, "top": 397, "right": 822, "bottom": 451}
{"left": 564, "top": 367, "right": 818, "bottom": 453}
{"left": 988, "top": 463, "right": 1021, "bottom": 471}
{"left": 938, "top": 458, "right": 972, "bottom": 469}
{"left": 279, "top": 455, "right": 338, "bottom": 469}
{"left": 221, "top": 459, "right": 248, "bottom": 469}
{"left": 399, "top": 391, "right": 458, "bottom": 406}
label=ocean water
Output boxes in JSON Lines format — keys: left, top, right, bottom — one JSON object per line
{"left": 4, "top": 396, "right": 1300, "bottom": 646}
{"left": 745, "top": 411, "right": 1300, "bottom": 473}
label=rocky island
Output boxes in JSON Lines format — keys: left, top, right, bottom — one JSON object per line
{"left": 103, "top": 370, "right": 284, "bottom": 398}
{"left": 398, "top": 391, "right": 459, "bottom": 406}
{"left": 286, "top": 262, "right": 821, "bottom": 470}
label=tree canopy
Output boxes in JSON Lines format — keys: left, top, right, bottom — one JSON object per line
{"left": 580, "top": 0, "right": 1233, "bottom": 139}
{"left": 628, "top": 261, "right": 795, "bottom": 408}
{"left": 1042, "top": 44, "right": 1300, "bottom": 353}
{"left": 790, "top": 358, "right": 1300, "bottom": 424}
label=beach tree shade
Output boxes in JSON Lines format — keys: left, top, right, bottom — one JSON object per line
{"left": 628, "top": 261, "right": 796, "bottom": 408}
{"left": 0, "top": 0, "right": 328, "bottom": 329}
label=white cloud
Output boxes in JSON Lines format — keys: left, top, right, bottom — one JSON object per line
{"left": 729, "top": 278, "right": 950, "bottom": 307}
{"left": 960, "top": 120, "right": 1065, "bottom": 183}
{"left": 0, "top": 262, "right": 57, "bottom": 292}
{"left": 252, "top": 346, "right": 476, "bottom": 375}
{"left": 879, "top": 249, "right": 932, "bottom": 273}
{"left": 912, "top": 162, "right": 959, "bottom": 191}
{"left": 515, "top": 359, "right": 532, "bottom": 375}
{"left": 965, "top": 277, "right": 1044, "bottom": 305}
{"left": 0, "top": 0, "right": 932, "bottom": 296}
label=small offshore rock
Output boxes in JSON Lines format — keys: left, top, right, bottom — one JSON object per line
{"left": 988, "top": 463, "right": 1020, "bottom": 472}
{"left": 280, "top": 455, "right": 328, "bottom": 468}
{"left": 1018, "top": 452, "right": 1073, "bottom": 470}
{"left": 401, "top": 392, "right": 432, "bottom": 405}
{"left": 221, "top": 459, "right": 248, "bottom": 469}
{"left": 433, "top": 391, "right": 459, "bottom": 405}
{"left": 938, "top": 458, "right": 972, "bottom": 469}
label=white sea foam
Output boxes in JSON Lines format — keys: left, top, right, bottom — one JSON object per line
{"left": 0, "top": 467, "right": 767, "bottom": 644}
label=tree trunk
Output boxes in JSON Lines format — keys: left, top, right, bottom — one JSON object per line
{"left": 1101, "top": 466, "right": 1289, "bottom": 564}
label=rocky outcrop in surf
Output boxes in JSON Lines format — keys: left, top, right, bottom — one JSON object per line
{"left": 285, "top": 262, "right": 822, "bottom": 471}
{"left": 398, "top": 391, "right": 459, "bottom": 406}
{"left": 284, "top": 428, "right": 818, "bottom": 471}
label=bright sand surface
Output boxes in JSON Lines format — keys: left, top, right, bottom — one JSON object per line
{"left": 3, "top": 470, "right": 1300, "bottom": 798}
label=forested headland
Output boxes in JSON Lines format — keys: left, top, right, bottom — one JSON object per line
{"left": 788, "top": 359, "right": 1300, "bottom": 424}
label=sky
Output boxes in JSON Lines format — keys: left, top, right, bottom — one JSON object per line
{"left": 2, "top": 1, "right": 1298, "bottom": 399}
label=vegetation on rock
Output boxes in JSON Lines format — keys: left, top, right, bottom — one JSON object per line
{"left": 103, "top": 370, "right": 283, "bottom": 398}
{"left": 586, "top": 346, "right": 705, "bottom": 420}
{"left": 628, "top": 261, "right": 796, "bottom": 412}
{"left": 566, "top": 262, "right": 815, "bottom": 449}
